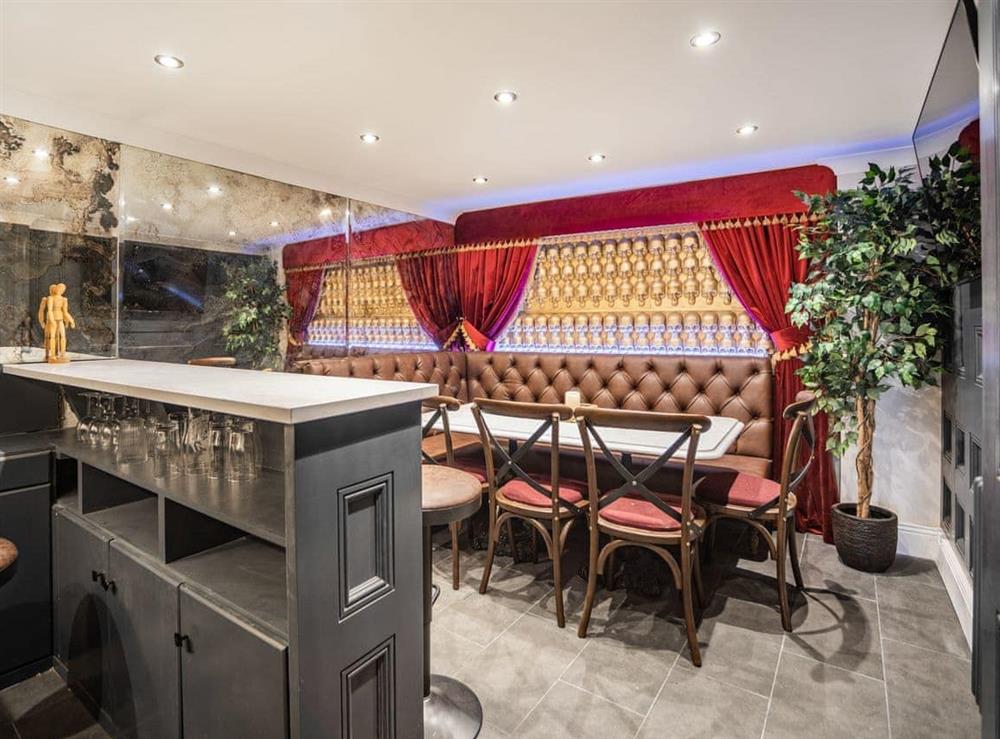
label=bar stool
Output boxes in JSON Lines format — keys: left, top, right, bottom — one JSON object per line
{"left": 421, "top": 465, "right": 483, "bottom": 738}
{"left": 187, "top": 357, "right": 237, "bottom": 367}
{"left": 0, "top": 538, "right": 18, "bottom": 578}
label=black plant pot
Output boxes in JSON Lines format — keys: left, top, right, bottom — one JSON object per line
{"left": 831, "top": 503, "right": 898, "bottom": 573}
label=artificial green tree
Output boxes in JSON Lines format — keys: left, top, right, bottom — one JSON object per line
{"left": 787, "top": 163, "right": 963, "bottom": 518}
{"left": 220, "top": 257, "right": 291, "bottom": 370}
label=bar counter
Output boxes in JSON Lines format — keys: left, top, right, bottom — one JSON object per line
{"left": 1, "top": 358, "right": 437, "bottom": 739}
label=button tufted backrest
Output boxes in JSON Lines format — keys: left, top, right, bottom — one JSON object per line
{"left": 291, "top": 351, "right": 468, "bottom": 399}
{"left": 288, "top": 350, "right": 772, "bottom": 460}
{"left": 465, "top": 352, "right": 772, "bottom": 459}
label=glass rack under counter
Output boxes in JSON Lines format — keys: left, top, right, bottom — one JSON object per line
{"left": 3, "top": 358, "right": 436, "bottom": 738}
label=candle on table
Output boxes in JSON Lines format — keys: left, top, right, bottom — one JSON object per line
{"left": 565, "top": 389, "right": 582, "bottom": 409}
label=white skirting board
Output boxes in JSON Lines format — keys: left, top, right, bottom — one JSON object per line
{"left": 897, "top": 522, "right": 973, "bottom": 648}
{"left": 935, "top": 533, "right": 974, "bottom": 649}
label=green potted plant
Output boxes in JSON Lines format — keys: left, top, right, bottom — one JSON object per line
{"left": 788, "top": 163, "right": 957, "bottom": 571}
{"left": 220, "top": 258, "right": 291, "bottom": 370}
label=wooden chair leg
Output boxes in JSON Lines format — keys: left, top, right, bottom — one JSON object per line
{"left": 680, "top": 545, "right": 701, "bottom": 667}
{"left": 692, "top": 540, "right": 707, "bottom": 608}
{"left": 479, "top": 510, "right": 500, "bottom": 595}
{"left": 552, "top": 519, "right": 566, "bottom": 628}
{"left": 775, "top": 524, "right": 792, "bottom": 632}
{"left": 705, "top": 517, "right": 718, "bottom": 564}
{"left": 578, "top": 539, "right": 601, "bottom": 638}
{"left": 505, "top": 518, "right": 517, "bottom": 562}
{"left": 787, "top": 520, "right": 804, "bottom": 590}
{"left": 449, "top": 521, "right": 461, "bottom": 591}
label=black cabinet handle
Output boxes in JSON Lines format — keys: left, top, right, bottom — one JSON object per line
{"left": 91, "top": 570, "right": 112, "bottom": 591}
{"left": 173, "top": 633, "right": 191, "bottom": 652}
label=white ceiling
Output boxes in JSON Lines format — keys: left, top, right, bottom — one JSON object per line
{"left": 0, "top": 0, "right": 957, "bottom": 223}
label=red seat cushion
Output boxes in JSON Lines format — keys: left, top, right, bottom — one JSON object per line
{"left": 452, "top": 461, "right": 487, "bottom": 484}
{"left": 599, "top": 494, "right": 699, "bottom": 531}
{"left": 696, "top": 472, "right": 781, "bottom": 509}
{"left": 500, "top": 477, "right": 586, "bottom": 507}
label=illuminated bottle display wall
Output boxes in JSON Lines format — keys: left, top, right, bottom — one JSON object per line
{"left": 306, "top": 225, "right": 771, "bottom": 357}
{"left": 308, "top": 260, "right": 435, "bottom": 350}
{"left": 497, "top": 227, "right": 771, "bottom": 356}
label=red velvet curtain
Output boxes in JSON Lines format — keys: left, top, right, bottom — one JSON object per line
{"left": 701, "top": 217, "right": 839, "bottom": 541}
{"left": 455, "top": 245, "right": 537, "bottom": 350}
{"left": 396, "top": 244, "right": 537, "bottom": 350}
{"left": 397, "top": 252, "right": 461, "bottom": 346}
{"left": 285, "top": 268, "right": 325, "bottom": 350}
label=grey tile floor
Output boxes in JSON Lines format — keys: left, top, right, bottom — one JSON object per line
{"left": 0, "top": 531, "right": 977, "bottom": 739}
{"left": 430, "top": 531, "right": 980, "bottom": 739}
{"left": 0, "top": 669, "right": 110, "bottom": 739}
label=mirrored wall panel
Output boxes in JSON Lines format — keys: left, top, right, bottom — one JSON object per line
{"left": 118, "top": 145, "right": 348, "bottom": 366}
{"left": 0, "top": 115, "right": 119, "bottom": 362}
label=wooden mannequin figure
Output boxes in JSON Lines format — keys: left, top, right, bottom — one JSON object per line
{"left": 38, "top": 283, "right": 76, "bottom": 363}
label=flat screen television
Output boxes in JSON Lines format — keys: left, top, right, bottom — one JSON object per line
{"left": 913, "top": 0, "right": 979, "bottom": 174}
{"left": 121, "top": 241, "right": 257, "bottom": 314}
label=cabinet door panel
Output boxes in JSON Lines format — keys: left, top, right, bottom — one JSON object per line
{"left": 179, "top": 586, "right": 288, "bottom": 739}
{"left": 106, "top": 540, "right": 181, "bottom": 739}
{"left": 0, "top": 484, "right": 52, "bottom": 678}
{"left": 53, "top": 509, "right": 110, "bottom": 705}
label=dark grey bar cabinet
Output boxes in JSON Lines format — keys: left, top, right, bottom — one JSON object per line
{"left": 4, "top": 359, "right": 436, "bottom": 739}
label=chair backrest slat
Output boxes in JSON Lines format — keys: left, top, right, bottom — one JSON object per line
{"left": 777, "top": 392, "right": 818, "bottom": 515}
{"left": 472, "top": 399, "right": 578, "bottom": 517}
{"left": 575, "top": 406, "right": 710, "bottom": 541}
{"left": 421, "top": 395, "right": 462, "bottom": 465}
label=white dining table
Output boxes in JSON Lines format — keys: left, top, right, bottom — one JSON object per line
{"left": 425, "top": 404, "right": 744, "bottom": 461}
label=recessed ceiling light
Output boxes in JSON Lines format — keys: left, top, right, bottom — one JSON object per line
{"left": 588, "top": 153, "right": 607, "bottom": 163}
{"left": 270, "top": 220, "right": 279, "bottom": 227}
{"left": 472, "top": 176, "right": 489, "bottom": 184}
{"left": 228, "top": 230, "right": 237, "bottom": 237}
{"left": 126, "top": 216, "right": 138, "bottom": 223}
{"left": 154, "top": 54, "right": 184, "bottom": 69}
{"left": 161, "top": 202, "right": 173, "bottom": 210}
{"left": 736, "top": 124, "right": 759, "bottom": 136}
{"left": 319, "top": 207, "right": 333, "bottom": 217}
{"left": 690, "top": 31, "right": 721, "bottom": 48}
{"left": 360, "top": 132, "right": 380, "bottom": 144}
{"left": 207, "top": 184, "right": 222, "bottom": 194}
{"left": 493, "top": 90, "right": 518, "bottom": 105}
{"left": 4, "top": 176, "right": 19, "bottom": 185}
{"left": 32, "top": 148, "right": 48, "bottom": 158}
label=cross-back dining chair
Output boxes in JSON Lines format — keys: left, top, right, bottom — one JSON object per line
{"left": 471, "top": 399, "right": 588, "bottom": 628}
{"left": 575, "top": 406, "right": 711, "bottom": 666}
{"left": 421, "top": 395, "right": 486, "bottom": 590}
{"left": 695, "top": 392, "right": 816, "bottom": 631}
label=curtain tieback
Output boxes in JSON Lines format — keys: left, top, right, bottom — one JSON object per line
{"left": 458, "top": 320, "right": 493, "bottom": 351}
{"left": 436, "top": 318, "right": 494, "bottom": 351}
{"left": 770, "top": 326, "right": 810, "bottom": 365}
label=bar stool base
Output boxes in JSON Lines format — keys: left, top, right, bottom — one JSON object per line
{"left": 423, "top": 674, "right": 482, "bottom": 739}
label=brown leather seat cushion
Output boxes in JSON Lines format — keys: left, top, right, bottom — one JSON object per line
{"left": 421, "top": 465, "right": 482, "bottom": 513}
{"left": 694, "top": 454, "right": 771, "bottom": 479}
{"left": 0, "top": 538, "right": 17, "bottom": 573}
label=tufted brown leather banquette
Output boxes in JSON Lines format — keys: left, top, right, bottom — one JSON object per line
{"left": 291, "top": 351, "right": 773, "bottom": 477}
{"left": 294, "top": 350, "right": 468, "bottom": 400}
